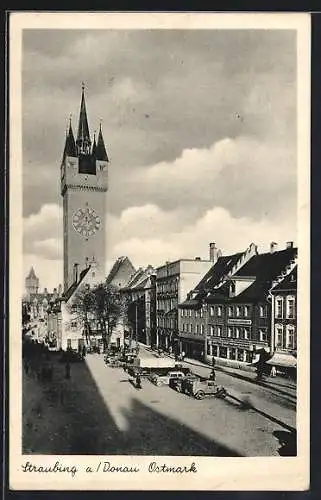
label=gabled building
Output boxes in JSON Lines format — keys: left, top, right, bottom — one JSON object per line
{"left": 267, "top": 258, "right": 298, "bottom": 375}
{"left": 179, "top": 243, "right": 257, "bottom": 360}
{"left": 106, "top": 256, "right": 136, "bottom": 289}
{"left": 179, "top": 242, "right": 297, "bottom": 367}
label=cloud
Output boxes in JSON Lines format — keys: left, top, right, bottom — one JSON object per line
{"left": 22, "top": 30, "right": 296, "bottom": 219}
{"left": 108, "top": 203, "right": 297, "bottom": 269}
{"left": 23, "top": 203, "right": 62, "bottom": 259}
{"left": 111, "top": 134, "right": 296, "bottom": 221}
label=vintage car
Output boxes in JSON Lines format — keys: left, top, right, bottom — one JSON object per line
{"left": 150, "top": 369, "right": 190, "bottom": 387}
{"left": 184, "top": 378, "right": 227, "bottom": 399}
{"left": 169, "top": 371, "right": 205, "bottom": 393}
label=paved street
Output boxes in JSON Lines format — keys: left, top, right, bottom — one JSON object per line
{"left": 23, "top": 343, "right": 296, "bottom": 457}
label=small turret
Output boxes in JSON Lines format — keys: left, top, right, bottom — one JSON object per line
{"left": 62, "top": 120, "right": 77, "bottom": 162}
{"left": 96, "top": 123, "right": 109, "bottom": 162}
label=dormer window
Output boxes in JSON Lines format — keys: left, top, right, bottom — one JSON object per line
{"left": 230, "top": 281, "right": 236, "bottom": 297}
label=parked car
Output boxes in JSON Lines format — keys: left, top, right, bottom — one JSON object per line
{"left": 169, "top": 372, "right": 203, "bottom": 393}
{"left": 150, "top": 369, "right": 189, "bottom": 387}
{"left": 184, "top": 378, "right": 227, "bottom": 399}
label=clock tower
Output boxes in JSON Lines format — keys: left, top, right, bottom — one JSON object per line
{"left": 61, "top": 84, "right": 109, "bottom": 292}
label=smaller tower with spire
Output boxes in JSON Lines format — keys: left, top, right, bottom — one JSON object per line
{"left": 25, "top": 267, "right": 39, "bottom": 297}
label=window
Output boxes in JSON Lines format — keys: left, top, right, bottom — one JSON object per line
{"left": 244, "top": 305, "right": 250, "bottom": 317}
{"left": 235, "top": 327, "right": 240, "bottom": 339}
{"left": 287, "top": 298, "right": 295, "bottom": 319}
{"left": 181, "top": 309, "right": 184, "bottom": 317}
{"left": 259, "top": 329, "right": 267, "bottom": 342}
{"left": 276, "top": 325, "right": 284, "bottom": 348}
{"left": 210, "top": 306, "right": 214, "bottom": 316}
{"left": 201, "top": 324, "right": 205, "bottom": 335}
{"left": 228, "top": 327, "right": 232, "bottom": 338}
{"left": 243, "top": 328, "right": 249, "bottom": 340}
{"left": 210, "top": 325, "right": 215, "bottom": 336}
{"left": 276, "top": 298, "right": 283, "bottom": 319}
{"left": 228, "top": 306, "right": 233, "bottom": 317}
{"left": 200, "top": 308, "right": 203, "bottom": 318}
{"left": 189, "top": 309, "right": 192, "bottom": 317}
{"left": 196, "top": 324, "right": 200, "bottom": 334}
{"left": 236, "top": 306, "right": 241, "bottom": 317}
{"left": 67, "top": 339, "right": 72, "bottom": 349}
{"left": 259, "top": 305, "right": 265, "bottom": 318}
{"left": 217, "top": 306, "right": 222, "bottom": 317}
{"left": 217, "top": 326, "right": 222, "bottom": 337}
{"left": 188, "top": 323, "right": 192, "bottom": 333}
{"left": 286, "top": 326, "right": 295, "bottom": 349}
{"left": 195, "top": 310, "right": 199, "bottom": 318}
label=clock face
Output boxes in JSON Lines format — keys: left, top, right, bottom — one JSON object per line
{"left": 72, "top": 207, "right": 101, "bottom": 238}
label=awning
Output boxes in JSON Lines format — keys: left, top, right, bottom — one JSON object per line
{"left": 266, "top": 352, "right": 297, "bottom": 368}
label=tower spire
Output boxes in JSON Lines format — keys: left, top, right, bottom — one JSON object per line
{"left": 62, "top": 118, "right": 76, "bottom": 161}
{"left": 76, "top": 82, "right": 91, "bottom": 155}
{"left": 96, "top": 121, "right": 109, "bottom": 162}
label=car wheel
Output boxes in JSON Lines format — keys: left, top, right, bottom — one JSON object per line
{"left": 156, "top": 380, "right": 162, "bottom": 386}
{"left": 175, "top": 384, "right": 182, "bottom": 393}
{"left": 195, "top": 390, "right": 205, "bottom": 400}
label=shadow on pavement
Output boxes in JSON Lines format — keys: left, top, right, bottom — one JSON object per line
{"left": 120, "top": 398, "right": 242, "bottom": 456}
{"left": 273, "top": 430, "right": 297, "bottom": 456}
{"left": 23, "top": 343, "right": 241, "bottom": 456}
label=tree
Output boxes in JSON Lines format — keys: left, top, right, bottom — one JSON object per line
{"left": 91, "top": 282, "right": 123, "bottom": 351}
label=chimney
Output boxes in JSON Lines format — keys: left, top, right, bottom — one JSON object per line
{"left": 209, "top": 242, "right": 220, "bottom": 263}
{"left": 195, "top": 257, "right": 201, "bottom": 261}
{"left": 270, "top": 242, "right": 278, "bottom": 254}
{"left": 73, "top": 263, "right": 79, "bottom": 283}
{"left": 286, "top": 241, "right": 294, "bottom": 249}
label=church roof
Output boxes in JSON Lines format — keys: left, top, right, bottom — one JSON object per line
{"left": 95, "top": 125, "right": 109, "bottom": 162}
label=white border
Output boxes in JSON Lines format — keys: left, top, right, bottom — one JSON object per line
{"left": 9, "top": 12, "right": 310, "bottom": 491}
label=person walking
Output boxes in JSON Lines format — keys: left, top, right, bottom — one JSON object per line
{"left": 136, "top": 372, "right": 142, "bottom": 389}
{"left": 270, "top": 366, "right": 277, "bottom": 378}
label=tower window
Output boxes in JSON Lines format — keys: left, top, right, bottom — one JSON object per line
{"left": 79, "top": 155, "right": 96, "bottom": 175}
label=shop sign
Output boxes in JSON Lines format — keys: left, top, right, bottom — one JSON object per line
{"left": 228, "top": 318, "right": 252, "bottom": 325}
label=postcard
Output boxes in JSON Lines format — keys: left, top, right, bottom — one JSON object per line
{"left": 9, "top": 11, "right": 310, "bottom": 491}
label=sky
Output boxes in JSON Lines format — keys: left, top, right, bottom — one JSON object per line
{"left": 22, "top": 29, "right": 297, "bottom": 291}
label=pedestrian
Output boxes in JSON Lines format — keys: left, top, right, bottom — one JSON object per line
{"left": 181, "top": 351, "right": 185, "bottom": 361}
{"left": 82, "top": 344, "right": 87, "bottom": 360}
{"left": 212, "top": 356, "right": 216, "bottom": 368}
{"left": 209, "top": 369, "right": 216, "bottom": 382}
{"left": 270, "top": 366, "right": 277, "bottom": 378}
{"left": 136, "top": 372, "right": 142, "bottom": 389}
{"left": 65, "top": 361, "right": 71, "bottom": 380}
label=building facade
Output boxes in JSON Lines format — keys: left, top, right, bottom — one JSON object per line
{"left": 267, "top": 262, "right": 297, "bottom": 375}
{"left": 61, "top": 84, "right": 109, "bottom": 292}
{"left": 179, "top": 243, "right": 257, "bottom": 360}
{"left": 121, "top": 266, "right": 157, "bottom": 347}
{"left": 156, "top": 253, "right": 214, "bottom": 352}
{"left": 179, "top": 242, "right": 297, "bottom": 367}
